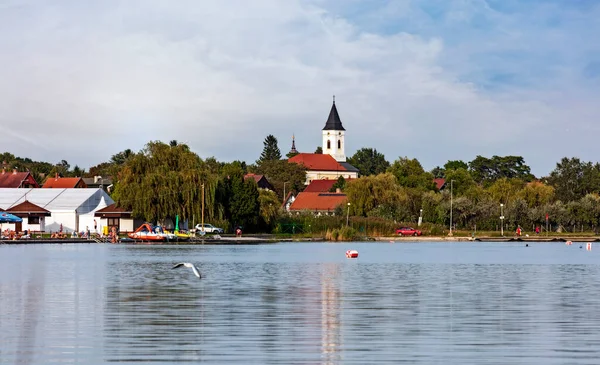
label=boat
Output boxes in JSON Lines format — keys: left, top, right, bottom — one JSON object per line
{"left": 128, "top": 223, "right": 176, "bottom": 241}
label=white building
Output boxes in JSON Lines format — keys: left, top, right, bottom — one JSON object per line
{"left": 0, "top": 188, "right": 113, "bottom": 233}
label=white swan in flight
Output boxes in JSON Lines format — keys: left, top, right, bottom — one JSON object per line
{"left": 172, "top": 262, "right": 201, "bottom": 278}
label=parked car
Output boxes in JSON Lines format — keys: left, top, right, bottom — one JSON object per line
{"left": 194, "top": 223, "right": 224, "bottom": 234}
{"left": 396, "top": 227, "right": 422, "bottom": 236}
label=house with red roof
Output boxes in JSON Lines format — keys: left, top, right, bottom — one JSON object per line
{"left": 42, "top": 174, "right": 87, "bottom": 188}
{"left": 0, "top": 169, "right": 39, "bottom": 188}
{"left": 288, "top": 98, "right": 359, "bottom": 185}
{"left": 303, "top": 178, "right": 353, "bottom": 193}
{"left": 5, "top": 200, "right": 51, "bottom": 232}
{"left": 288, "top": 192, "right": 347, "bottom": 215}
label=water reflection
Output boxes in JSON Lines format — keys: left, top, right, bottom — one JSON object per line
{"left": 1, "top": 242, "right": 600, "bottom": 364}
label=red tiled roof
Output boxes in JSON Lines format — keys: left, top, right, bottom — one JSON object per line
{"left": 7, "top": 200, "right": 50, "bottom": 215}
{"left": 289, "top": 192, "right": 347, "bottom": 212}
{"left": 244, "top": 173, "right": 264, "bottom": 183}
{"left": 0, "top": 171, "right": 39, "bottom": 188}
{"left": 288, "top": 153, "right": 346, "bottom": 171}
{"left": 304, "top": 178, "right": 353, "bottom": 192}
{"left": 42, "top": 177, "right": 87, "bottom": 188}
{"left": 434, "top": 178, "right": 446, "bottom": 190}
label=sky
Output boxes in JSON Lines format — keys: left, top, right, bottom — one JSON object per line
{"left": 0, "top": 0, "right": 599, "bottom": 177}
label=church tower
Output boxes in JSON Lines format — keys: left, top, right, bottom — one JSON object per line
{"left": 322, "top": 96, "right": 346, "bottom": 162}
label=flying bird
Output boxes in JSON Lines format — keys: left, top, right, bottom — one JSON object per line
{"left": 172, "top": 262, "right": 201, "bottom": 278}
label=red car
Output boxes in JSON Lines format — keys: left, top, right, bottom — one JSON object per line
{"left": 396, "top": 227, "right": 422, "bottom": 236}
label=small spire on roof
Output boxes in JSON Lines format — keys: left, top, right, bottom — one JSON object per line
{"left": 289, "top": 134, "right": 298, "bottom": 155}
{"left": 333, "top": 94, "right": 335, "bottom": 104}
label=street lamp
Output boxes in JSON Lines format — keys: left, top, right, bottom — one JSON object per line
{"left": 500, "top": 203, "right": 504, "bottom": 237}
{"left": 449, "top": 180, "right": 455, "bottom": 236}
{"left": 346, "top": 202, "right": 351, "bottom": 227}
{"left": 418, "top": 208, "right": 423, "bottom": 227}
{"left": 283, "top": 181, "right": 289, "bottom": 206}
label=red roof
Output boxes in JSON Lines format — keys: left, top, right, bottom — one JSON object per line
{"left": 0, "top": 171, "right": 39, "bottom": 188}
{"left": 288, "top": 153, "right": 346, "bottom": 171}
{"left": 434, "top": 178, "right": 446, "bottom": 190}
{"left": 289, "top": 192, "right": 347, "bottom": 212}
{"left": 7, "top": 200, "right": 50, "bottom": 215}
{"left": 304, "top": 178, "right": 353, "bottom": 192}
{"left": 244, "top": 173, "right": 263, "bottom": 183}
{"left": 42, "top": 177, "right": 87, "bottom": 188}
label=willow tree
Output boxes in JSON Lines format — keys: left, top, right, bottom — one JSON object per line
{"left": 345, "top": 173, "right": 407, "bottom": 217}
{"left": 112, "top": 141, "right": 216, "bottom": 223}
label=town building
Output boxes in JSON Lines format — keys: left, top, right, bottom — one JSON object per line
{"left": 82, "top": 175, "right": 113, "bottom": 192}
{"left": 42, "top": 174, "right": 87, "bottom": 188}
{"left": 288, "top": 98, "right": 359, "bottom": 185}
{"left": 244, "top": 173, "right": 274, "bottom": 191}
{"left": 0, "top": 169, "right": 40, "bottom": 188}
{"left": 0, "top": 188, "right": 113, "bottom": 233}
{"left": 95, "top": 203, "right": 142, "bottom": 234}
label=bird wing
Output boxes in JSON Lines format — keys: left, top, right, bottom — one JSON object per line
{"left": 191, "top": 265, "right": 201, "bottom": 278}
{"left": 172, "top": 263, "right": 186, "bottom": 269}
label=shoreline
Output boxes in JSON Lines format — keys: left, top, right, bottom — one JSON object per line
{"left": 2, "top": 235, "right": 599, "bottom": 245}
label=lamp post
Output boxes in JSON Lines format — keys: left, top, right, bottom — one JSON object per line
{"left": 500, "top": 203, "right": 504, "bottom": 237}
{"left": 346, "top": 202, "right": 351, "bottom": 227}
{"left": 449, "top": 180, "right": 454, "bottom": 236}
{"left": 418, "top": 208, "right": 423, "bottom": 227}
{"left": 283, "top": 181, "right": 289, "bottom": 205}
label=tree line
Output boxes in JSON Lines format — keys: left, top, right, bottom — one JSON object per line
{"left": 3, "top": 137, "right": 600, "bottom": 234}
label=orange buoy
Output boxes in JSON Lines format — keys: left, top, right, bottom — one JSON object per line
{"left": 346, "top": 250, "right": 359, "bottom": 258}
{"left": 587, "top": 242, "right": 592, "bottom": 251}
{"left": 566, "top": 241, "right": 572, "bottom": 246}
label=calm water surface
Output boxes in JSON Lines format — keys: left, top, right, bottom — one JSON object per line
{"left": 1, "top": 241, "right": 600, "bottom": 364}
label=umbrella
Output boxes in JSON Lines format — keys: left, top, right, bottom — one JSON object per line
{"left": 0, "top": 212, "right": 22, "bottom": 223}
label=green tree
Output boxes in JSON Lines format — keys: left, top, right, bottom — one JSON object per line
{"left": 444, "top": 160, "right": 468, "bottom": 171}
{"left": 256, "top": 159, "right": 306, "bottom": 201}
{"left": 518, "top": 181, "right": 555, "bottom": 208}
{"left": 469, "top": 155, "right": 534, "bottom": 184}
{"left": 347, "top": 148, "right": 390, "bottom": 176}
{"left": 444, "top": 168, "right": 476, "bottom": 196}
{"left": 229, "top": 172, "right": 260, "bottom": 230}
{"left": 314, "top": 146, "right": 323, "bottom": 154}
{"left": 388, "top": 157, "right": 436, "bottom": 190}
{"left": 329, "top": 176, "right": 347, "bottom": 192}
{"left": 345, "top": 173, "right": 407, "bottom": 217}
{"left": 112, "top": 141, "right": 214, "bottom": 223}
{"left": 546, "top": 157, "right": 600, "bottom": 202}
{"left": 258, "top": 189, "right": 280, "bottom": 227}
{"left": 256, "top": 135, "right": 281, "bottom": 165}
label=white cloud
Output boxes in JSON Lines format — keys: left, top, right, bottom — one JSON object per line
{"left": 0, "top": 0, "right": 598, "bottom": 176}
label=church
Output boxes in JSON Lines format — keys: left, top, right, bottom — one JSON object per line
{"left": 288, "top": 98, "right": 359, "bottom": 185}
{"left": 286, "top": 98, "right": 359, "bottom": 215}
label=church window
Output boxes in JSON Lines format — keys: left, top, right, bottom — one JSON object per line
{"left": 338, "top": 140, "right": 341, "bottom": 149}
{"left": 327, "top": 140, "right": 331, "bottom": 149}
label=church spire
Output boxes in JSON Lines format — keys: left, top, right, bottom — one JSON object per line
{"left": 322, "top": 96, "right": 345, "bottom": 131}
{"left": 289, "top": 134, "right": 298, "bottom": 155}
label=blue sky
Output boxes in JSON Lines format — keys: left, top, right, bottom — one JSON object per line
{"left": 0, "top": 0, "right": 598, "bottom": 176}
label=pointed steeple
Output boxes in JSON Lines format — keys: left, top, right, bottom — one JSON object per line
{"left": 322, "top": 95, "right": 345, "bottom": 131}
{"left": 289, "top": 134, "right": 298, "bottom": 154}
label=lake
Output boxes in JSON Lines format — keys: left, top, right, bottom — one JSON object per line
{"left": 1, "top": 241, "right": 599, "bottom": 364}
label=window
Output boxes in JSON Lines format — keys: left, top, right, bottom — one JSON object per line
{"left": 28, "top": 216, "right": 40, "bottom": 225}
{"left": 338, "top": 140, "right": 341, "bottom": 149}
{"left": 327, "top": 140, "right": 331, "bottom": 149}
{"left": 107, "top": 218, "right": 119, "bottom": 227}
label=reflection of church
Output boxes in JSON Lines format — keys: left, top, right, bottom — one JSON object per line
{"left": 288, "top": 98, "right": 359, "bottom": 185}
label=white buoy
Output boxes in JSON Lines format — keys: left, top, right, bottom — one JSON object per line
{"left": 346, "top": 250, "right": 359, "bottom": 259}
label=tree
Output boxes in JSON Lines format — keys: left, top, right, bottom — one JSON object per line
{"left": 347, "top": 148, "right": 390, "bottom": 176}
{"left": 256, "top": 135, "right": 281, "bottom": 165}
{"left": 258, "top": 189, "right": 280, "bottom": 227}
{"left": 444, "top": 168, "right": 476, "bottom": 196}
{"left": 469, "top": 155, "right": 534, "bottom": 184}
{"left": 518, "top": 181, "right": 555, "bottom": 208}
{"left": 112, "top": 141, "right": 214, "bottom": 223}
{"left": 228, "top": 172, "right": 259, "bottom": 230}
{"left": 546, "top": 157, "right": 600, "bottom": 202}
{"left": 329, "top": 176, "right": 346, "bottom": 192}
{"left": 444, "top": 160, "right": 468, "bottom": 171}
{"left": 314, "top": 146, "right": 323, "bottom": 154}
{"left": 387, "top": 157, "right": 436, "bottom": 190}
{"left": 345, "top": 173, "right": 407, "bottom": 217}
{"left": 256, "top": 159, "right": 306, "bottom": 201}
